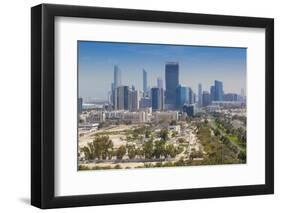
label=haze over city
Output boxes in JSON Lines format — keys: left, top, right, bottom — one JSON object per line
{"left": 78, "top": 41, "right": 246, "bottom": 101}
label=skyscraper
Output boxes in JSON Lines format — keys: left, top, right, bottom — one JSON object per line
{"left": 157, "top": 77, "right": 164, "bottom": 110}
{"left": 183, "top": 104, "right": 195, "bottom": 117}
{"left": 151, "top": 87, "right": 161, "bottom": 111}
{"left": 143, "top": 69, "right": 148, "bottom": 93}
{"left": 114, "top": 65, "right": 121, "bottom": 89}
{"left": 116, "top": 86, "right": 130, "bottom": 110}
{"left": 202, "top": 91, "right": 211, "bottom": 107}
{"left": 223, "top": 93, "right": 238, "bottom": 102}
{"left": 124, "top": 86, "right": 130, "bottom": 110}
{"left": 198, "top": 83, "right": 202, "bottom": 107}
{"left": 131, "top": 89, "right": 139, "bottom": 111}
{"left": 113, "top": 65, "right": 122, "bottom": 109}
{"left": 165, "top": 62, "right": 179, "bottom": 110}
{"left": 116, "top": 86, "right": 124, "bottom": 110}
{"left": 187, "top": 87, "right": 194, "bottom": 104}
{"left": 210, "top": 85, "right": 215, "bottom": 102}
{"left": 139, "top": 97, "right": 151, "bottom": 109}
{"left": 214, "top": 80, "right": 224, "bottom": 101}
{"left": 176, "top": 85, "right": 188, "bottom": 109}
{"left": 157, "top": 77, "right": 163, "bottom": 89}
{"left": 110, "top": 82, "right": 114, "bottom": 105}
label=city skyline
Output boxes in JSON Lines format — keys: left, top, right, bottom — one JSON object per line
{"left": 78, "top": 41, "right": 246, "bottom": 100}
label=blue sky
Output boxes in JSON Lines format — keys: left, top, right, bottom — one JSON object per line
{"left": 78, "top": 41, "right": 246, "bottom": 100}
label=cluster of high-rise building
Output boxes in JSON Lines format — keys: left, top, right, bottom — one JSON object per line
{"left": 109, "top": 62, "right": 195, "bottom": 112}
{"left": 79, "top": 62, "right": 245, "bottom": 117}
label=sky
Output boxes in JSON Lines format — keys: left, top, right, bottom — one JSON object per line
{"left": 78, "top": 41, "right": 246, "bottom": 101}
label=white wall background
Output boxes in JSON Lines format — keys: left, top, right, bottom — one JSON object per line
{"left": 0, "top": 0, "right": 279, "bottom": 212}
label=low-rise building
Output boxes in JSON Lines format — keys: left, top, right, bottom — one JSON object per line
{"left": 154, "top": 111, "right": 178, "bottom": 123}
{"left": 86, "top": 111, "right": 106, "bottom": 123}
{"left": 122, "top": 111, "right": 147, "bottom": 123}
{"left": 168, "top": 125, "right": 181, "bottom": 134}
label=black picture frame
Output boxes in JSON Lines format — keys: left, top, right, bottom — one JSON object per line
{"left": 31, "top": 3, "right": 274, "bottom": 209}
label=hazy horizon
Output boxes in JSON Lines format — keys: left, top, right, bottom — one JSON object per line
{"left": 78, "top": 41, "right": 246, "bottom": 101}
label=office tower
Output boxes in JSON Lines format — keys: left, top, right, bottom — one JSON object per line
{"left": 116, "top": 86, "right": 124, "bottom": 110}
{"left": 151, "top": 87, "right": 161, "bottom": 111}
{"left": 202, "top": 91, "right": 211, "bottom": 107}
{"left": 187, "top": 87, "right": 194, "bottom": 104}
{"left": 165, "top": 62, "right": 179, "bottom": 110}
{"left": 114, "top": 65, "right": 121, "bottom": 89}
{"left": 224, "top": 93, "right": 238, "bottom": 102}
{"left": 176, "top": 85, "right": 188, "bottom": 109}
{"left": 131, "top": 90, "right": 139, "bottom": 111}
{"left": 139, "top": 97, "right": 151, "bottom": 109}
{"left": 159, "top": 88, "right": 164, "bottom": 111}
{"left": 110, "top": 82, "right": 114, "bottom": 105}
{"left": 198, "top": 83, "right": 202, "bottom": 107}
{"left": 143, "top": 69, "right": 148, "bottom": 93}
{"left": 112, "top": 65, "right": 121, "bottom": 109}
{"left": 210, "top": 85, "right": 215, "bottom": 102}
{"left": 191, "top": 91, "right": 196, "bottom": 104}
{"left": 183, "top": 104, "right": 195, "bottom": 117}
{"left": 78, "top": 97, "right": 83, "bottom": 114}
{"left": 124, "top": 86, "right": 130, "bottom": 110}
{"left": 157, "top": 77, "right": 163, "bottom": 89}
{"left": 214, "top": 80, "right": 224, "bottom": 101}
{"left": 157, "top": 77, "right": 164, "bottom": 110}
{"left": 116, "top": 86, "right": 130, "bottom": 110}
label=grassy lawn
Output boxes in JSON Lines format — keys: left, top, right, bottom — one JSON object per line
{"left": 227, "top": 135, "right": 246, "bottom": 151}
{"left": 213, "top": 119, "right": 246, "bottom": 152}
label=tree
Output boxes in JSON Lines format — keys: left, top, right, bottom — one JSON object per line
{"left": 238, "top": 150, "right": 246, "bottom": 163}
{"left": 92, "top": 136, "right": 113, "bottom": 160}
{"left": 145, "top": 130, "right": 151, "bottom": 138}
{"left": 116, "top": 145, "right": 126, "bottom": 160}
{"left": 153, "top": 140, "right": 166, "bottom": 158}
{"left": 143, "top": 141, "right": 154, "bottom": 159}
{"left": 159, "top": 129, "right": 169, "bottom": 141}
{"left": 107, "top": 149, "right": 115, "bottom": 160}
{"left": 177, "top": 138, "right": 186, "bottom": 143}
{"left": 81, "top": 142, "right": 95, "bottom": 160}
{"left": 136, "top": 147, "right": 144, "bottom": 158}
{"left": 214, "top": 128, "right": 220, "bottom": 136}
{"left": 166, "top": 144, "right": 176, "bottom": 158}
{"left": 128, "top": 145, "right": 136, "bottom": 159}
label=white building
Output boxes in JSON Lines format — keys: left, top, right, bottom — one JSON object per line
{"left": 122, "top": 111, "right": 147, "bottom": 123}
{"left": 154, "top": 111, "right": 178, "bottom": 123}
{"left": 86, "top": 111, "right": 106, "bottom": 123}
{"left": 168, "top": 125, "right": 181, "bottom": 133}
{"left": 105, "top": 110, "right": 124, "bottom": 119}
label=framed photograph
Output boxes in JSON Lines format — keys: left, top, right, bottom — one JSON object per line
{"left": 31, "top": 4, "right": 274, "bottom": 209}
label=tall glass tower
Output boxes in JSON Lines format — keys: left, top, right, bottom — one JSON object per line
{"left": 198, "top": 83, "right": 202, "bottom": 107}
{"left": 214, "top": 80, "right": 224, "bottom": 101}
{"left": 116, "top": 86, "right": 130, "bottom": 110}
{"left": 151, "top": 87, "right": 160, "bottom": 111}
{"left": 114, "top": 65, "right": 121, "bottom": 89}
{"left": 176, "top": 85, "right": 188, "bottom": 109}
{"left": 113, "top": 65, "right": 122, "bottom": 109}
{"left": 143, "top": 69, "right": 147, "bottom": 93}
{"left": 165, "top": 62, "right": 179, "bottom": 110}
{"left": 210, "top": 85, "right": 215, "bottom": 102}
